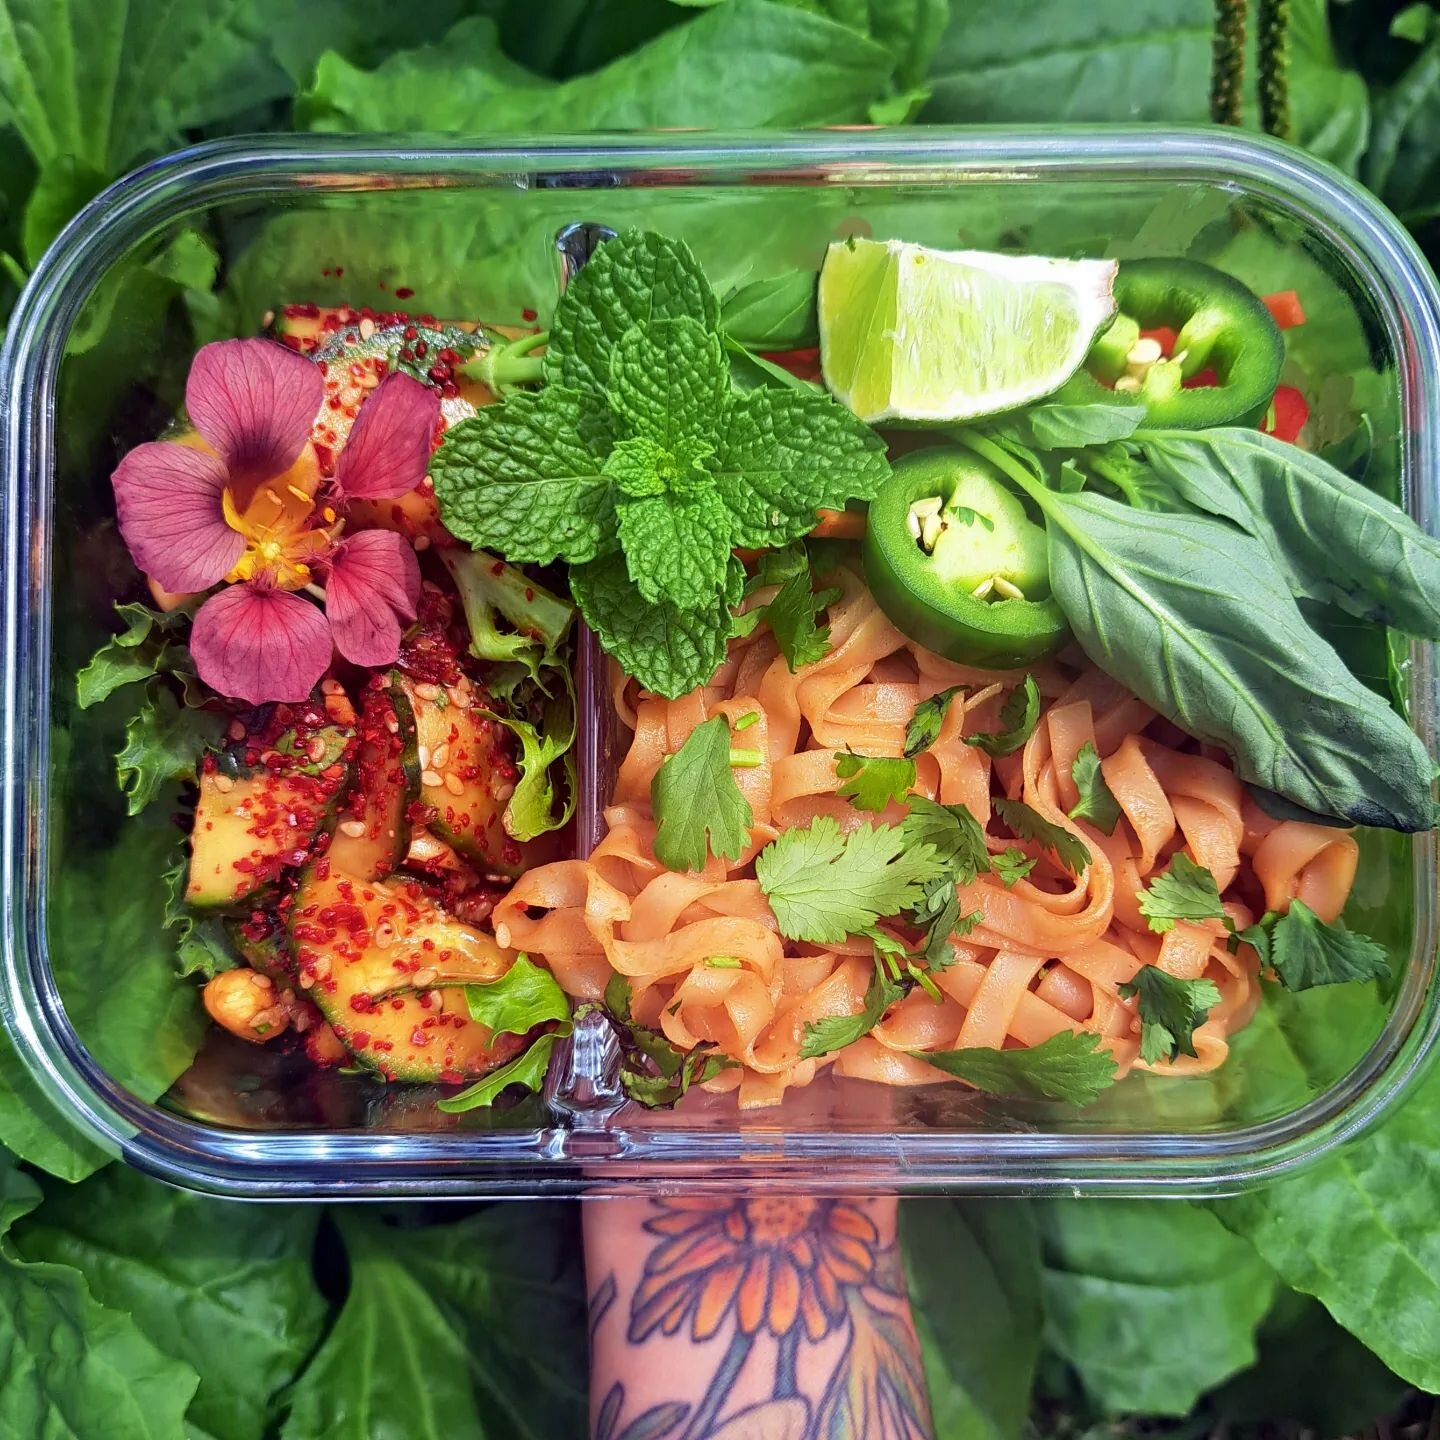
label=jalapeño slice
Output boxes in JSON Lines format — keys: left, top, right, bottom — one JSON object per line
{"left": 863, "top": 449, "right": 1068, "bottom": 669}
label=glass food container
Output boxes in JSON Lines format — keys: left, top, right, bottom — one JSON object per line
{"left": 3, "top": 129, "right": 1438, "bottom": 1198}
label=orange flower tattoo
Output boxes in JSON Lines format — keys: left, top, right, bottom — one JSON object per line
{"left": 628, "top": 1196, "right": 881, "bottom": 1344}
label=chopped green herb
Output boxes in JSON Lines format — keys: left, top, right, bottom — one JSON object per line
{"left": 1068, "top": 741, "right": 1122, "bottom": 834}
{"left": 904, "top": 685, "right": 966, "bottom": 758}
{"left": 964, "top": 675, "right": 1040, "bottom": 757}
{"left": 913, "top": 1030, "right": 1118, "bottom": 1104}
{"left": 1119, "top": 967, "right": 1223, "bottom": 1064}
{"left": 900, "top": 797, "right": 991, "bottom": 885}
{"left": 992, "top": 798, "right": 1091, "bottom": 876}
{"left": 800, "top": 961, "right": 903, "bottom": 1059}
{"left": 732, "top": 711, "right": 760, "bottom": 732}
{"left": 705, "top": 955, "right": 744, "bottom": 970}
{"left": 991, "top": 848, "right": 1037, "bottom": 887}
{"left": 652, "top": 715, "right": 754, "bottom": 873}
{"left": 1266, "top": 901, "right": 1390, "bottom": 991}
{"left": 1137, "top": 853, "right": 1227, "bottom": 934}
{"left": 835, "top": 752, "right": 917, "bottom": 812}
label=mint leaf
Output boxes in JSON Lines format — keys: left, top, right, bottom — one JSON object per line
{"left": 463, "top": 954, "right": 572, "bottom": 1037}
{"left": 116, "top": 685, "right": 223, "bottom": 817}
{"left": 431, "top": 388, "right": 617, "bottom": 565}
{"left": 800, "top": 962, "right": 903, "bottom": 1059}
{"left": 1068, "top": 740, "right": 1122, "bottom": 834}
{"left": 904, "top": 684, "right": 966, "bottom": 758}
{"left": 914, "top": 1030, "right": 1118, "bottom": 1104}
{"left": 836, "top": 752, "right": 917, "bottom": 812}
{"left": 571, "top": 553, "right": 742, "bottom": 700}
{"left": 76, "top": 602, "right": 194, "bottom": 709}
{"left": 607, "top": 316, "right": 728, "bottom": 450}
{"left": 616, "top": 483, "right": 734, "bottom": 609}
{"left": 711, "top": 386, "right": 890, "bottom": 547}
{"left": 1119, "top": 967, "right": 1223, "bottom": 1064}
{"left": 964, "top": 675, "right": 1040, "bottom": 757}
{"left": 901, "top": 796, "right": 991, "bottom": 885}
{"left": 651, "top": 715, "right": 754, "bottom": 872}
{"left": 992, "top": 798, "right": 1091, "bottom": 876}
{"left": 992, "top": 848, "right": 1037, "bottom": 887}
{"left": 1137, "top": 853, "right": 1227, "bottom": 934}
{"left": 547, "top": 228, "right": 719, "bottom": 400}
{"left": 1268, "top": 902, "right": 1390, "bottom": 992}
{"left": 756, "top": 815, "right": 948, "bottom": 944}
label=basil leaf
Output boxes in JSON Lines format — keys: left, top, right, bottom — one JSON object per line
{"left": 1037, "top": 486, "right": 1436, "bottom": 832}
{"left": 720, "top": 270, "right": 818, "bottom": 348}
{"left": 1138, "top": 428, "right": 1440, "bottom": 639}
{"left": 993, "top": 401, "right": 1147, "bottom": 451}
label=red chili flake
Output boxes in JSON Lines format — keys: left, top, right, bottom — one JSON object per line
{"left": 395, "top": 287, "right": 415, "bottom": 300}
{"left": 522, "top": 308, "right": 537, "bottom": 322}
{"left": 413, "top": 340, "right": 428, "bottom": 359}
{"left": 351, "top": 1031, "right": 371, "bottom": 1050}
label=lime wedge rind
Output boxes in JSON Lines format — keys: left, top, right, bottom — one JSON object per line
{"left": 818, "top": 238, "right": 1118, "bottom": 424}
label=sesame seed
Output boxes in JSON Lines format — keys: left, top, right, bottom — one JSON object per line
{"left": 299, "top": 973, "right": 314, "bottom": 990}
{"left": 443, "top": 772, "right": 464, "bottom": 796}
{"left": 359, "top": 317, "right": 377, "bottom": 340}
{"left": 307, "top": 737, "right": 328, "bottom": 762}
{"left": 413, "top": 966, "right": 438, "bottom": 987}
{"left": 339, "top": 819, "right": 367, "bottom": 838}
{"left": 413, "top": 682, "right": 442, "bottom": 701}
{"left": 421, "top": 769, "right": 443, "bottom": 788}
{"left": 322, "top": 677, "right": 344, "bottom": 695}
{"left": 431, "top": 743, "right": 449, "bottom": 768}
{"left": 212, "top": 773, "right": 235, "bottom": 794}
{"left": 384, "top": 716, "right": 400, "bottom": 734}
{"left": 494, "top": 782, "right": 515, "bottom": 802}
{"left": 311, "top": 956, "right": 332, "bottom": 980}
{"left": 417, "top": 745, "right": 431, "bottom": 771}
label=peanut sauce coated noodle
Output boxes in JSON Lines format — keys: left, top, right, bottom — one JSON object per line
{"left": 495, "top": 575, "right": 1360, "bottom": 1109}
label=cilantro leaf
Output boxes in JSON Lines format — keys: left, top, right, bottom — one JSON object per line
{"left": 1068, "top": 740, "right": 1122, "bottom": 834}
{"left": 1119, "top": 967, "right": 1223, "bottom": 1064}
{"left": 432, "top": 388, "right": 617, "bottom": 565}
{"left": 992, "top": 798, "right": 1091, "bottom": 876}
{"left": 901, "top": 796, "right": 992, "bottom": 885}
{"left": 116, "top": 685, "right": 223, "bottom": 816}
{"left": 800, "top": 962, "right": 903, "bottom": 1060}
{"left": 964, "top": 675, "right": 1040, "bottom": 757}
{"left": 913, "top": 882, "right": 982, "bottom": 970}
{"left": 76, "top": 602, "right": 195, "bottom": 709}
{"left": 913, "top": 1030, "right": 1118, "bottom": 1104}
{"left": 616, "top": 482, "right": 734, "bottom": 609}
{"left": 601, "top": 975, "right": 735, "bottom": 1108}
{"left": 463, "top": 954, "right": 572, "bottom": 1038}
{"left": 835, "top": 752, "right": 916, "bottom": 812}
{"left": 710, "top": 386, "right": 890, "bottom": 548}
{"left": 1137, "top": 853, "right": 1227, "bottom": 934}
{"left": 992, "top": 848, "right": 1037, "bottom": 886}
{"left": 651, "top": 715, "right": 754, "bottom": 872}
{"left": 546, "top": 229, "right": 719, "bottom": 401}
{"left": 571, "top": 553, "right": 743, "bottom": 700}
{"left": 607, "top": 317, "right": 728, "bottom": 450}
{"left": 764, "top": 566, "right": 841, "bottom": 671}
{"left": 1268, "top": 901, "right": 1390, "bottom": 991}
{"left": 755, "top": 815, "right": 948, "bottom": 944}
{"left": 904, "top": 685, "right": 966, "bottom": 758}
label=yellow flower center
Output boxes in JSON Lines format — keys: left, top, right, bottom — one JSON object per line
{"left": 741, "top": 1197, "right": 819, "bottom": 1247}
{"left": 220, "top": 445, "right": 333, "bottom": 590}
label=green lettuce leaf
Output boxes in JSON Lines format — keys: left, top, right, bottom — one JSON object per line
{"left": 1036, "top": 1198, "right": 1277, "bottom": 1416}
{"left": 14, "top": 1165, "right": 325, "bottom": 1440}
{"left": 279, "top": 1206, "right": 585, "bottom": 1440}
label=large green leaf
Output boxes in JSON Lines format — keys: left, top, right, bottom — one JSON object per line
{"left": 0, "top": 1041, "right": 107, "bottom": 1182}
{"left": 1035, "top": 1199, "right": 1277, "bottom": 1416}
{"left": 14, "top": 1166, "right": 326, "bottom": 1440}
{"left": 279, "top": 1204, "right": 586, "bottom": 1439}
{"left": 1364, "top": 33, "right": 1440, "bottom": 228}
{"left": 0, "top": 1153, "right": 198, "bottom": 1437}
{"left": 904, "top": 1201, "right": 1042, "bottom": 1440}
{"left": 1210, "top": 1050, "right": 1440, "bottom": 1392}
{"left": 299, "top": 2, "right": 894, "bottom": 131}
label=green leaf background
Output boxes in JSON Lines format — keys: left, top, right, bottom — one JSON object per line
{"left": 3, "top": 0, "right": 1439, "bottom": 1434}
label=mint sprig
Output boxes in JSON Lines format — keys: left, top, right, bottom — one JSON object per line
{"left": 431, "top": 229, "right": 890, "bottom": 698}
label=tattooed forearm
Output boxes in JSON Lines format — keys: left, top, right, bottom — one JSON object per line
{"left": 585, "top": 1196, "right": 933, "bottom": 1440}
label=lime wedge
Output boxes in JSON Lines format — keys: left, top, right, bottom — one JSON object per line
{"left": 818, "top": 238, "right": 1118, "bottom": 424}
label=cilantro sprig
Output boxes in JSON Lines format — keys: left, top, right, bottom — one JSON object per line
{"left": 964, "top": 675, "right": 1040, "bottom": 757}
{"left": 1137, "top": 853, "right": 1228, "bottom": 933}
{"left": 913, "top": 1030, "right": 1118, "bottom": 1105}
{"left": 835, "top": 752, "right": 916, "bottom": 812}
{"left": 1068, "top": 741, "right": 1121, "bottom": 834}
{"left": 432, "top": 230, "right": 890, "bottom": 698}
{"left": 651, "top": 715, "right": 753, "bottom": 872}
{"left": 1119, "top": 966, "right": 1222, "bottom": 1064}
{"left": 1238, "top": 902, "right": 1390, "bottom": 992}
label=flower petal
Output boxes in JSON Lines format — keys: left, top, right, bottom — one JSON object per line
{"left": 190, "top": 585, "right": 333, "bottom": 704}
{"left": 111, "top": 441, "right": 243, "bottom": 593}
{"left": 324, "top": 529, "right": 420, "bottom": 667}
{"left": 186, "top": 339, "right": 323, "bottom": 485}
{"left": 334, "top": 372, "right": 441, "bottom": 500}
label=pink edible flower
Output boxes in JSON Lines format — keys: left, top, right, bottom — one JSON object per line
{"left": 110, "top": 338, "right": 440, "bottom": 703}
